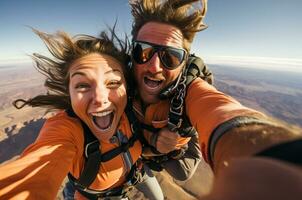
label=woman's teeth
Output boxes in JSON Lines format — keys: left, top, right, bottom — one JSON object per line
{"left": 92, "top": 110, "right": 112, "bottom": 117}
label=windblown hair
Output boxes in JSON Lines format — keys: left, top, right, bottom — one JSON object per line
{"left": 130, "top": 0, "right": 208, "bottom": 51}
{"left": 13, "top": 28, "right": 130, "bottom": 111}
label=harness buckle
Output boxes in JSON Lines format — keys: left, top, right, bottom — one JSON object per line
{"left": 85, "top": 140, "right": 99, "bottom": 158}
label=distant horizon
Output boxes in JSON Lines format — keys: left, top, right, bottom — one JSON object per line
{"left": 1, "top": 55, "right": 302, "bottom": 74}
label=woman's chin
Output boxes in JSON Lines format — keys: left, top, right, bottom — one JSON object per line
{"left": 92, "top": 125, "right": 117, "bottom": 143}
{"left": 92, "top": 130, "right": 111, "bottom": 143}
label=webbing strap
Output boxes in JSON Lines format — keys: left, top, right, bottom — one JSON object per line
{"left": 186, "top": 55, "right": 213, "bottom": 86}
{"left": 185, "top": 56, "right": 201, "bottom": 85}
{"left": 66, "top": 109, "right": 97, "bottom": 149}
{"left": 167, "top": 54, "right": 212, "bottom": 135}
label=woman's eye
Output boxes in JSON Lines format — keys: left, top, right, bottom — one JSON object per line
{"left": 75, "top": 83, "right": 90, "bottom": 91}
{"left": 107, "top": 80, "right": 121, "bottom": 88}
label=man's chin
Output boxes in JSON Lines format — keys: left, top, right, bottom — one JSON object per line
{"left": 140, "top": 92, "right": 160, "bottom": 105}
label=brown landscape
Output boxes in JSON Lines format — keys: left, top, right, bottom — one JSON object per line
{"left": 0, "top": 63, "right": 301, "bottom": 199}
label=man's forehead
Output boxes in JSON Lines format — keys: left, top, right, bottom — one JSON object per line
{"left": 136, "top": 22, "right": 184, "bottom": 49}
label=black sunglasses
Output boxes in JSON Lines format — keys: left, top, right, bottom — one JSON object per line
{"left": 132, "top": 40, "right": 187, "bottom": 70}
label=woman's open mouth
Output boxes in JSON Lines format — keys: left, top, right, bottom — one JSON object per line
{"left": 91, "top": 110, "right": 114, "bottom": 131}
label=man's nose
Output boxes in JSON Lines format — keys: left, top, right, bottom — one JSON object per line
{"left": 92, "top": 86, "right": 108, "bottom": 106}
{"left": 147, "top": 52, "right": 163, "bottom": 74}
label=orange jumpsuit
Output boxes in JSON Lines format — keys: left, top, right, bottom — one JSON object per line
{"left": 0, "top": 111, "right": 142, "bottom": 200}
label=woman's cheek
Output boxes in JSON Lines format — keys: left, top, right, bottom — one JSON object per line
{"left": 115, "top": 87, "right": 127, "bottom": 107}
{"left": 71, "top": 93, "right": 86, "bottom": 116}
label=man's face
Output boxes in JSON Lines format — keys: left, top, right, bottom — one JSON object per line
{"left": 133, "top": 22, "right": 186, "bottom": 105}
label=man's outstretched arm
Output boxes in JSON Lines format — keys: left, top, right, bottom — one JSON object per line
{"left": 202, "top": 157, "right": 302, "bottom": 200}
{"left": 212, "top": 121, "right": 302, "bottom": 172}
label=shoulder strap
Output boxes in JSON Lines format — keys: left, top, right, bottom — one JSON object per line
{"left": 186, "top": 54, "right": 213, "bottom": 86}
{"left": 168, "top": 54, "right": 213, "bottom": 133}
{"left": 66, "top": 109, "right": 97, "bottom": 151}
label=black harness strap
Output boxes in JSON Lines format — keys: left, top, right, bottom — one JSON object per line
{"left": 178, "top": 116, "right": 197, "bottom": 137}
{"left": 167, "top": 54, "right": 212, "bottom": 136}
{"left": 186, "top": 54, "right": 213, "bottom": 86}
{"left": 66, "top": 109, "right": 97, "bottom": 147}
{"left": 140, "top": 123, "right": 160, "bottom": 133}
{"left": 78, "top": 146, "right": 101, "bottom": 187}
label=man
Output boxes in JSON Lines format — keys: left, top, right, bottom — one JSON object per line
{"left": 129, "top": 0, "right": 301, "bottom": 176}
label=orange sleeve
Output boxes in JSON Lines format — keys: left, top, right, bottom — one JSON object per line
{"left": 0, "top": 112, "right": 84, "bottom": 200}
{"left": 185, "top": 78, "right": 264, "bottom": 160}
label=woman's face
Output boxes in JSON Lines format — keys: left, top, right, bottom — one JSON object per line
{"left": 69, "top": 53, "right": 127, "bottom": 143}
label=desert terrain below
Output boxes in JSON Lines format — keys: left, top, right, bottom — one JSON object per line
{"left": 0, "top": 63, "right": 301, "bottom": 199}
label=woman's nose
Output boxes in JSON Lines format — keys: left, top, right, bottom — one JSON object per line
{"left": 92, "top": 86, "right": 108, "bottom": 106}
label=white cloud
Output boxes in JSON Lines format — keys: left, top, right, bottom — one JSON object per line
{"left": 0, "top": 56, "right": 32, "bottom": 67}
{"left": 204, "top": 56, "right": 302, "bottom": 73}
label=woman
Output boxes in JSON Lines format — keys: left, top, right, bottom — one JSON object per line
{"left": 0, "top": 28, "right": 163, "bottom": 200}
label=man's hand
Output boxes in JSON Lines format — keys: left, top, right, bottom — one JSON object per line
{"left": 155, "top": 127, "right": 181, "bottom": 154}
{"left": 143, "top": 127, "right": 191, "bottom": 154}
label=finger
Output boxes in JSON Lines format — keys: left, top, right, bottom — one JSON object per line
{"left": 157, "top": 137, "right": 178, "bottom": 147}
{"left": 159, "top": 130, "right": 180, "bottom": 139}
{"left": 156, "top": 142, "right": 179, "bottom": 153}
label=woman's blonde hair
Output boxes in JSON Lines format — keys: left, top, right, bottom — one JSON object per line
{"left": 13, "top": 27, "right": 130, "bottom": 111}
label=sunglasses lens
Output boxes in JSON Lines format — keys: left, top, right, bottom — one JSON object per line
{"left": 160, "top": 48, "right": 185, "bottom": 70}
{"left": 132, "top": 42, "right": 154, "bottom": 64}
{"left": 132, "top": 41, "right": 186, "bottom": 69}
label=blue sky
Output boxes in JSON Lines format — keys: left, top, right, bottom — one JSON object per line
{"left": 1, "top": 0, "right": 302, "bottom": 70}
